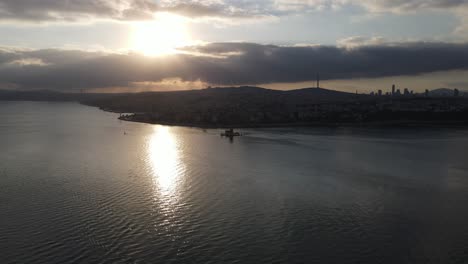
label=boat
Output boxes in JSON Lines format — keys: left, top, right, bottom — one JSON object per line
{"left": 221, "top": 128, "right": 241, "bottom": 137}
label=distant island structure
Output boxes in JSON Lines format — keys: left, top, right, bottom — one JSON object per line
{"left": 1, "top": 85, "right": 468, "bottom": 128}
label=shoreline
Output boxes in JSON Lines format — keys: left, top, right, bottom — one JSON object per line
{"left": 117, "top": 115, "right": 468, "bottom": 129}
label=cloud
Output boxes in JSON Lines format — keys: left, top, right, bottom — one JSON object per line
{"left": 159, "top": 0, "right": 275, "bottom": 18}
{"left": 275, "top": 0, "right": 468, "bottom": 13}
{"left": 0, "top": 48, "right": 21, "bottom": 64}
{"left": 1, "top": 0, "right": 468, "bottom": 23}
{"left": 1, "top": 42, "right": 468, "bottom": 91}
{"left": 273, "top": 0, "right": 348, "bottom": 12}
{"left": 336, "top": 36, "right": 388, "bottom": 48}
{"left": 0, "top": 0, "right": 158, "bottom": 22}
{"left": 0, "top": 0, "right": 278, "bottom": 22}
{"left": 356, "top": 0, "right": 468, "bottom": 13}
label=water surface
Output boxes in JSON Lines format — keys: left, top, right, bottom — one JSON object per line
{"left": 1, "top": 101, "right": 468, "bottom": 264}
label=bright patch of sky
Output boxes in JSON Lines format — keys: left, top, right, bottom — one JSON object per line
{"left": 0, "top": 5, "right": 459, "bottom": 49}
{"left": 0, "top": 22, "right": 131, "bottom": 50}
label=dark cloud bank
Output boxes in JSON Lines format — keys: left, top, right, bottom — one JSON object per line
{"left": 0, "top": 0, "right": 158, "bottom": 21}
{"left": 1, "top": 0, "right": 468, "bottom": 22}
{"left": 1, "top": 42, "right": 468, "bottom": 91}
{"left": 0, "top": 0, "right": 277, "bottom": 21}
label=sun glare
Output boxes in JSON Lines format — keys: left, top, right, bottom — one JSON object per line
{"left": 131, "top": 13, "right": 191, "bottom": 56}
{"left": 147, "top": 126, "right": 184, "bottom": 194}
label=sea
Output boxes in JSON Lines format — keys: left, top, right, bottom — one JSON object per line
{"left": 1, "top": 101, "right": 468, "bottom": 264}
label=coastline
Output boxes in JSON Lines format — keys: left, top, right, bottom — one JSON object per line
{"left": 73, "top": 86, "right": 468, "bottom": 130}
{"left": 117, "top": 114, "right": 468, "bottom": 129}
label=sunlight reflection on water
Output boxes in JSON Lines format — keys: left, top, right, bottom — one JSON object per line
{"left": 5, "top": 102, "right": 468, "bottom": 263}
{"left": 147, "top": 126, "right": 185, "bottom": 203}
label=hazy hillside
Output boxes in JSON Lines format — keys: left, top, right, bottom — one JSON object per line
{"left": 80, "top": 86, "right": 365, "bottom": 113}
{"left": 0, "top": 90, "right": 110, "bottom": 102}
{"left": 429, "top": 88, "right": 467, "bottom": 97}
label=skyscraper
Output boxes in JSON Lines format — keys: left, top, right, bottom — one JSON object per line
{"left": 404, "top": 88, "right": 410, "bottom": 96}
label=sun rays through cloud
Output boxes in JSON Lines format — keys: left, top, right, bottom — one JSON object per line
{"left": 130, "top": 13, "right": 193, "bottom": 56}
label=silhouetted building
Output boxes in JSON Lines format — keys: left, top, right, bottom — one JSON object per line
{"left": 425, "top": 89, "right": 430, "bottom": 97}
{"left": 454, "top": 89, "right": 460, "bottom": 97}
{"left": 404, "top": 88, "right": 410, "bottom": 96}
{"left": 392, "top": 85, "right": 396, "bottom": 96}
{"left": 396, "top": 89, "right": 401, "bottom": 96}
{"left": 378, "top": 90, "right": 382, "bottom": 96}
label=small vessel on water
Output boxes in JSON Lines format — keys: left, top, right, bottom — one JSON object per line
{"left": 221, "top": 128, "right": 241, "bottom": 137}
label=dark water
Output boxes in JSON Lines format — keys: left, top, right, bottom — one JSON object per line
{"left": 2, "top": 101, "right": 468, "bottom": 264}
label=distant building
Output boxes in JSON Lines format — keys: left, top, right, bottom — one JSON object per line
{"left": 378, "top": 90, "right": 382, "bottom": 96}
{"left": 425, "top": 89, "right": 430, "bottom": 97}
{"left": 396, "top": 89, "right": 401, "bottom": 96}
{"left": 454, "top": 89, "right": 460, "bottom": 97}
{"left": 392, "top": 84, "right": 396, "bottom": 96}
{"left": 404, "top": 88, "right": 410, "bottom": 96}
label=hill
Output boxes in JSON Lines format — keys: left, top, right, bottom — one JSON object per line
{"left": 429, "top": 88, "right": 467, "bottom": 97}
{"left": 81, "top": 86, "right": 365, "bottom": 114}
{"left": 3, "top": 86, "right": 468, "bottom": 127}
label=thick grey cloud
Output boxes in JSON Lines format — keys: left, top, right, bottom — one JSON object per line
{"left": 159, "top": 0, "right": 277, "bottom": 18}
{"left": 274, "top": 0, "right": 468, "bottom": 12}
{"left": 0, "top": 0, "right": 277, "bottom": 21}
{"left": 357, "top": 0, "right": 468, "bottom": 12}
{"left": 0, "top": 0, "right": 157, "bottom": 21}
{"left": 0, "top": 49, "right": 22, "bottom": 64}
{"left": 1, "top": 42, "right": 468, "bottom": 90}
{"left": 0, "top": 0, "right": 467, "bottom": 22}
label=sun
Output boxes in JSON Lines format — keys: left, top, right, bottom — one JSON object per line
{"left": 131, "top": 13, "right": 192, "bottom": 56}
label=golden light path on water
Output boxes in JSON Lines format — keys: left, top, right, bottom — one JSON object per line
{"left": 147, "top": 126, "right": 185, "bottom": 205}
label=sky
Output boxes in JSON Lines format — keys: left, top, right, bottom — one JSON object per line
{"left": 0, "top": 0, "right": 467, "bottom": 93}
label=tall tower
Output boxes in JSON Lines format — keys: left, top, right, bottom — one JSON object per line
{"left": 316, "top": 74, "right": 320, "bottom": 88}
{"left": 392, "top": 84, "right": 395, "bottom": 95}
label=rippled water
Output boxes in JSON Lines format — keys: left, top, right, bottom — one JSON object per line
{"left": 2, "top": 101, "right": 468, "bottom": 264}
